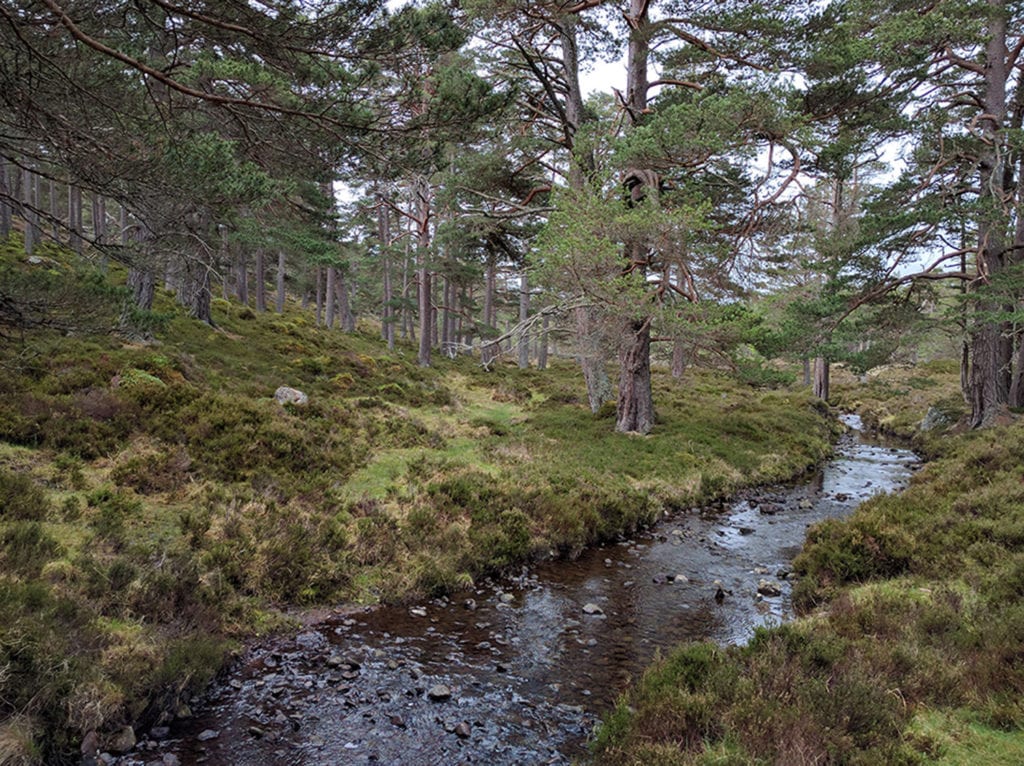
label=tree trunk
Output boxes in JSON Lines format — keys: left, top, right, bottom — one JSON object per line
{"left": 315, "top": 265, "right": 323, "bottom": 326}
{"left": 325, "top": 265, "right": 337, "bottom": 328}
{"left": 337, "top": 268, "right": 354, "bottom": 331}
{"left": 576, "top": 305, "right": 611, "bottom": 411}
{"left": 236, "top": 248, "right": 249, "bottom": 306}
{"left": 379, "top": 199, "right": 394, "bottom": 347}
{"left": 69, "top": 185, "right": 83, "bottom": 254}
{"left": 254, "top": 250, "right": 267, "bottom": 312}
{"left": 802, "top": 357, "right": 811, "bottom": 387}
{"left": 813, "top": 357, "right": 830, "bottom": 401}
{"left": 128, "top": 267, "right": 155, "bottom": 312}
{"left": 481, "top": 253, "right": 498, "bottom": 364}
{"left": 49, "top": 178, "right": 59, "bottom": 240}
{"left": 967, "top": 0, "right": 1010, "bottom": 427}
{"left": 181, "top": 260, "right": 212, "bottom": 324}
{"left": 616, "top": 317, "right": 654, "bottom": 434}
{"left": 0, "top": 157, "right": 11, "bottom": 240}
{"left": 518, "top": 270, "right": 530, "bottom": 368}
{"left": 672, "top": 340, "right": 687, "bottom": 380}
{"left": 22, "top": 164, "right": 36, "bottom": 256}
{"left": 537, "top": 314, "right": 550, "bottom": 370}
{"left": 276, "top": 251, "right": 286, "bottom": 313}
{"left": 416, "top": 176, "right": 432, "bottom": 367}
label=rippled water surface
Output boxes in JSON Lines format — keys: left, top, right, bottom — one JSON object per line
{"left": 124, "top": 417, "right": 918, "bottom": 766}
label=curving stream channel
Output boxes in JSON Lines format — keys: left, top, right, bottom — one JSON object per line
{"left": 119, "top": 416, "right": 918, "bottom": 766}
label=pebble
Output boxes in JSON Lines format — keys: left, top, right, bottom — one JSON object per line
{"left": 409, "top": 607, "right": 427, "bottom": 617}
{"left": 582, "top": 603, "right": 604, "bottom": 616}
{"left": 454, "top": 721, "right": 472, "bottom": 739}
{"left": 196, "top": 729, "right": 219, "bottom": 742}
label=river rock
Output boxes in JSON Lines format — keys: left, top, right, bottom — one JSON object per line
{"left": 274, "top": 386, "right": 308, "bottom": 406}
{"left": 673, "top": 574, "right": 689, "bottom": 584}
{"left": 920, "top": 406, "right": 952, "bottom": 431}
{"left": 162, "top": 755, "right": 180, "bottom": 766}
{"left": 106, "top": 726, "right": 136, "bottom": 754}
{"left": 454, "top": 721, "right": 472, "bottom": 739}
{"left": 81, "top": 731, "right": 100, "bottom": 756}
{"left": 757, "top": 579, "right": 782, "bottom": 597}
{"left": 499, "top": 592, "right": 515, "bottom": 604}
{"left": 410, "top": 606, "right": 427, "bottom": 617}
{"left": 196, "top": 729, "right": 220, "bottom": 742}
{"left": 582, "top": 603, "right": 604, "bottom": 615}
{"left": 427, "top": 684, "right": 452, "bottom": 701}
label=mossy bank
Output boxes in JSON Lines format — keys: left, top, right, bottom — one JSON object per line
{"left": 0, "top": 242, "right": 838, "bottom": 763}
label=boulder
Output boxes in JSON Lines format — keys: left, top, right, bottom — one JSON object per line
{"left": 274, "top": 386, "right": 308, "bottom": 406}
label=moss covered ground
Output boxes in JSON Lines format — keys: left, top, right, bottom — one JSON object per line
{"left": 0, "top": 240, "right": 838, "bottom": 762}
{"left": 592, "top": 364, "right": 1024, "bottom": 765}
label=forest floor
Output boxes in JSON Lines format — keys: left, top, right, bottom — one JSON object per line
{"left": 593, "top": 364, "right": 1024, "bottom": 764}
{"left": 0, "top": 243, "right": 842, "bottom": 763}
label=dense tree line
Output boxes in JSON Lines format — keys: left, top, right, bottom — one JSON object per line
{"left": 1, "top": 0, "right": 1021, "bottom": 431}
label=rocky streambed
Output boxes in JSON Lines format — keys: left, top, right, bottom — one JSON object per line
{"left": 110, "top": 416, "right": 918, "bottom": 766}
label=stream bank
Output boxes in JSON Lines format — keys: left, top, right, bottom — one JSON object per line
{"left": 108, "top": 416, "right": 917, "bottom": 766}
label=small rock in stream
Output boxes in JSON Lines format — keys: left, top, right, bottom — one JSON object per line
{"left": 454, "top": 721, "right": 472, "bottom": 739}
{"left": 196, "top": 729, "right": 219, "bottom": 742}
{"left": 409, "top": 606, "right": 427, "bottom": 617}
{"left": 427, "top": 684, "right": 452, "bottom": 701}
{"left": 582, "top": 603, "right": 604, "bottom": 616}
{"left": 757, "top": 579, "right": 783, "bottom": 597}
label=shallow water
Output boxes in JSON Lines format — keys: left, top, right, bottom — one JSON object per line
{"left": 125, "top": 416, "right": 918, "bottom": 766}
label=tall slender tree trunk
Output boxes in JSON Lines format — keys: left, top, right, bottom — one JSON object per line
{"left": 416, "top": 176, "right": 432, "bottom": 367}
{"left": 254, "top": 250, "right": 267, "bottom": 312}
{"left": 315, "top": 265, "right": 324, "bottom": 326}
{"left": 813, "top": 356, "right": 830, "bottom": 401}
{"left": 576, "top": 306, "right": 611, "bottom": 411}
{"left": 276, "top": 251, "right": 286, "bottom": 313}
{"left": 538, "top": 314, "right": 550, "bottom": 370}
{"left": 236, "top": 248, "right": 249, "bottom": 306}
{"left": 481, "top": 252, "right": 498, "bottom": 364}
{"left": 22, "top": 164, "right": 36, "bottom": 256}
{"left": 518, "top": 270, "right": 530, "bottom": 368}
{"left": 49, "top": 178, "right": 59, "bottom": 240}
{"left": 325, "top": 265, "right": 337, "bottom": 328}
{"left": 672, "top": 340, "right": 687, "bottom": 380}
{"left": 0, "top": 157, "right": 10, "bottom": 239}
{"left": 69, "top": 185, "right": 83, "bottom": 254}
{"left": 968, "top": 0, "right": 1010, "bottom": 427}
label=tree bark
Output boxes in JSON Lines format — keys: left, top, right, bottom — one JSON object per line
{"left": 325, "top": 265, "right": 337, "bottom": 328}
{"left": 416, "top": 176, "right": 432, "bottom": 367}
{"left": 481, "top": 252, "right": 498, "bottom": 364}
{"left": 128, "top": 267, "right": 155, "bottom": 312}
{"left": 276, "top": 251, "right": 286, "bottom": 313}
{"left": 813, "top": 356, "right": 830, "bottom": 401}
{"left": 315, "top": 265, "right": 323, "bottom": 326}
{"left": 0, "top": 157, "right": 11, "bottom": 240}
{"left": 672, "top": 340, "right": 687, "bottom": 380}
{"left": 576, "top": 305, "right": 611, "bottom": 411}
{"left": 68, "top": 185, "right": 83, "bottom": 254}
{"left": 22, "top": 164, "right": 36, "bottom": 256}
{"left": 518, "top": 270, "right": 530, "bottom": 368}
{"left": 967, "top": 0, "right": 1010, "bottom": 427}
{"left": 254, "top": 250, "right": 267, "bottom": 312}
{"left": 537, "top": 314, "right": 550, "bottom": 370}
{"left": 616, "top": 317, "right": 654, "bottom": 434}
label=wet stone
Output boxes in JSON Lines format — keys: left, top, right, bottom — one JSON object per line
{"left": 196, "top": 729, "right": 219, "bottom": 742}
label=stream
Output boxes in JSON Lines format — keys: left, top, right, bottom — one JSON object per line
{"left": 117, "top": 415, "right": 918, "bottom": 766}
